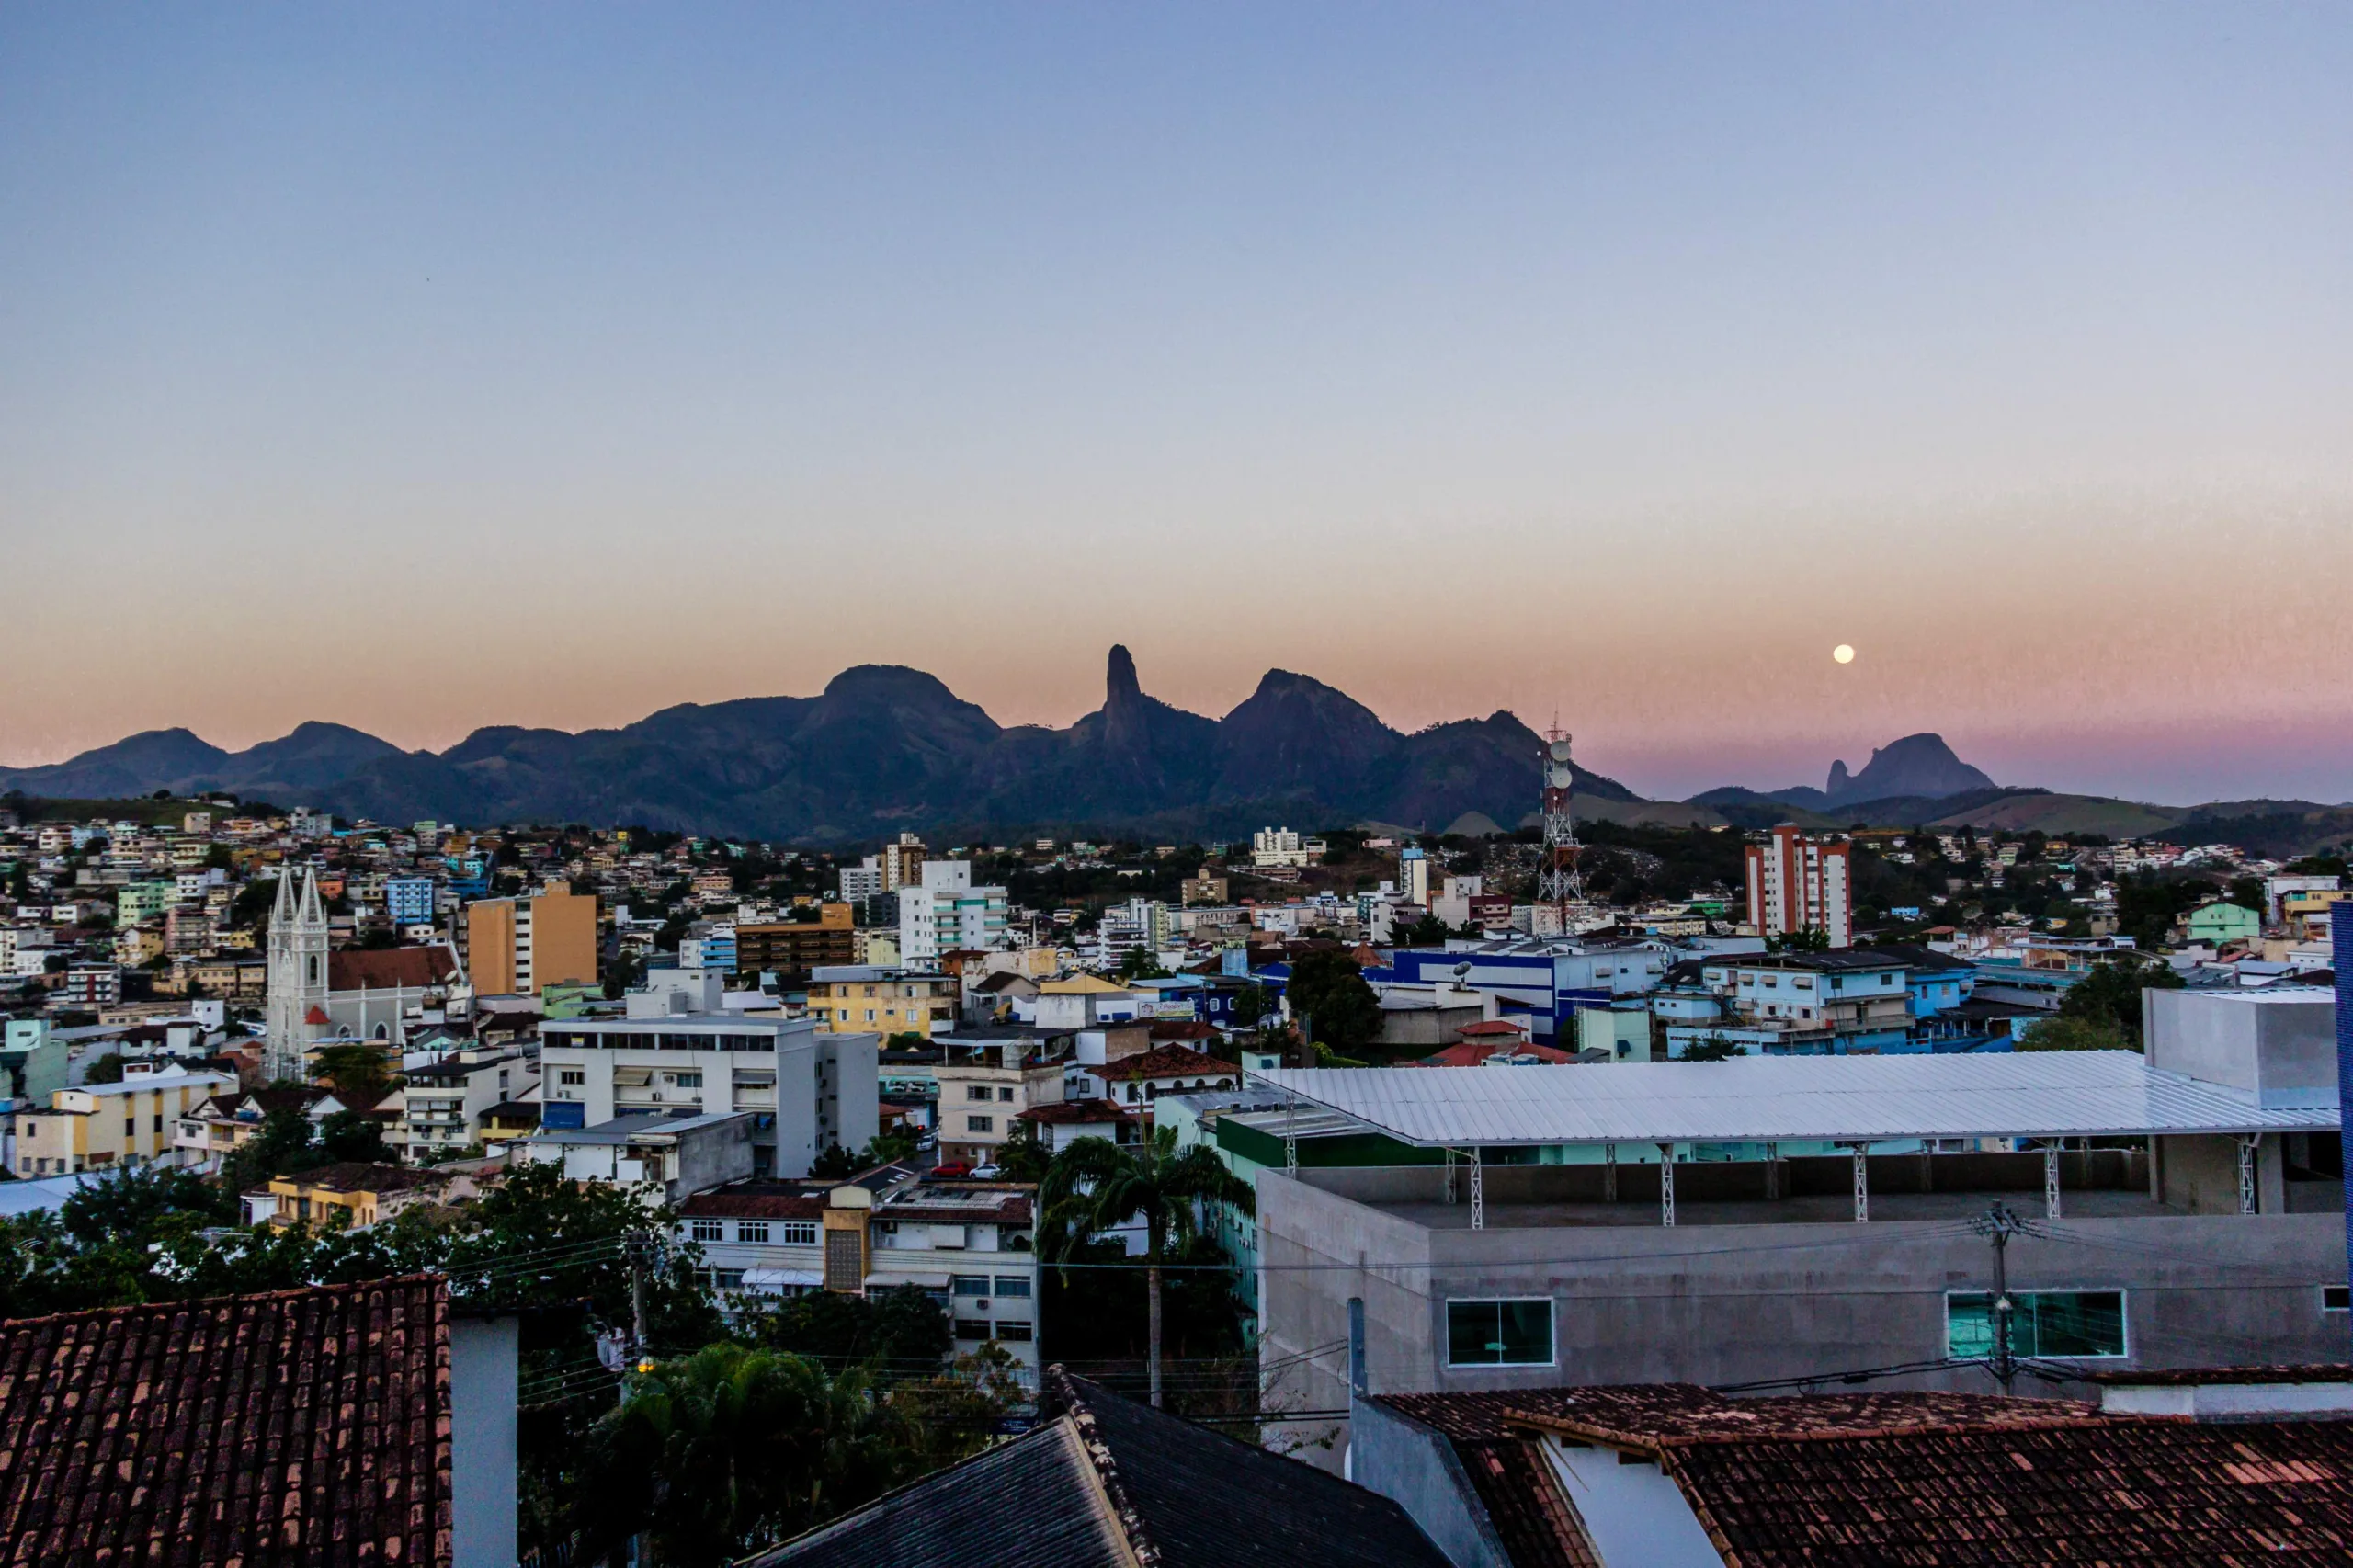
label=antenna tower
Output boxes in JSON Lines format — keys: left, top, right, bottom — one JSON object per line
{"left": 1537, "top": 717, "right": 1583, "bottom": 906}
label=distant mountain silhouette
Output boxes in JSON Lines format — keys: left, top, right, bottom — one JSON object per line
{"left": 0, "top": 648, "right": 1637, "bottom": 844}
{"left": 1826, "top": 733, "right": 1995, "bottom": 802}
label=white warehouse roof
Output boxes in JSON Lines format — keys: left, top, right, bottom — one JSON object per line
{"left": 1249, "top": 1051, "right": 2339, "bottom": 1148}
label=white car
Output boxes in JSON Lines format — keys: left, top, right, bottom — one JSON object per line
{"left": 970, "top": 1164, "right": 1002, "bottom": 1180}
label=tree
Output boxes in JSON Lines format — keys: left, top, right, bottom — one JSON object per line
{"left": 312, "top": 1042, "right": 395, "bottom": 1108}
{"left": 2016, "top": 1015, "right": 2128, "bottom": 1051}
{"left": 751, "top": 1284, "right": 952, "bottom": 1372}
{"left": 219, "top": 1106, "right": 319, "bottom": 1192}
{"left": 1115, "top": 948, "right": 1170, "bottom": 983}
{"left": 316, "top": 1108, "right": 394, "bottom": 1164}
{"left": 994, "top": 1119, "right": 1051, "bottom": 1182}
{"left": 808, "top": 1142, "right": 858, "bottom": 1179}
{"left": 1680, "top": 1034, "right": 1745, "bottom": 1062}
{"left": 1229, "top": 983, "right": 1270, "bottom": 1031}
{"left": 83, "top": 1052, "right": 126, "bottom": 1085}
{"left": 1283, "top": 949, "right": 1382, "bottom": 1051}
{"left": 1040, "top": 1128, "right": 1254, "bottom": 1409}
{"left": 858, "top": 1129, "right": 920, "bottom": 1168}
{"left": 2056, "top": 958, "right": 2182, "bottom": 1049}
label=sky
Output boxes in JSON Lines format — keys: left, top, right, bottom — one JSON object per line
{"left": 3, "top": 3, "right": 2350, "bottom": 804}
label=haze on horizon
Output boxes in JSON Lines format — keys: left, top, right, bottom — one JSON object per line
{"left": 3, "top": 4, "right": 2350, "bottom": 807}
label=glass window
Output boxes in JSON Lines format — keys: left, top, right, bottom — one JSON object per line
{"left": 672, "top": 1073, "right": 703, "bottom": 1089}
{"left": 688, "top": 1220, "right": 723, "bottom": 1242}
{"left": 997, "top": 1086, "right": 1016, "bottom": 1102}
{"left": 967, "top": 1114, "right": 995, "bottom": 1133}
{"left": 736, "top": 1221, "right": 769, "bottom": 1244}
{"left": 2323, "top": 1286, "right": 2349, "bottom": 1313}
{"left": 993, "top": 1275, "right": 1032, "bottom": 1298}
{"left": 1446, "top": 1299, "right": 1553, "bottom": 1367}
{"left": 559, "top": 1070, "right": 585, "bottom": 1085}
{"left": 951, "top": 1275, "right": 990, "bottom": 1296}
{"left": 953, "top": 1318, "right": 991, "bottom": 1340}
{"left": 968, "top": 1085, "right": 993, "bottom": 1101}
{"left": 1946, "top": 1291, "right": 2126, "bottom": 1358}
{"left": 995, "top": 1321, "right": 1034, "bottom": 1342}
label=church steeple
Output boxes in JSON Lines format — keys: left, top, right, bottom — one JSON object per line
{"left": 265, "top": 867, "right": 331, "bottom": 1084}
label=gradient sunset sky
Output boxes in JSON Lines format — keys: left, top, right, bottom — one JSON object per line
{"left": 4, "top": 4, "right": 2349, "bottom": 804}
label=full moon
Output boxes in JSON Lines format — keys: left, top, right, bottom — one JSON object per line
{"left": 1833, "top": 644, "right": 1856, "bottom": 665}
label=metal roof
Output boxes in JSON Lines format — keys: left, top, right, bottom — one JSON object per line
{"left": 1249, "top": 1052, "right": 2338, "bottom": 1147}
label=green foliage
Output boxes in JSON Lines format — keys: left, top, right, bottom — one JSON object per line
{"left": 83, "top": 1052, "right": 125, "bottom": 1085}
{"left": 808, "top": 1142, "right": 858, "bottom": 1179}
{"left": 1115, "top": 948, "right": 1171, "bottom": 982}
{"left": 1228, "top": 983, "right": 1270, "bottom": 1030}
{"left": 859, "top": 1129, "right": 920, "bottom": 1168}
{"left": 2015, "top": 1015, "right": 2129, "bottom": 1052}
{"left": 312, "top": 1042, "right": 396, "bottom": 1108}
{"left": 1679, "top": 1035, "right": 1745, "bottom": 1062}
{"left": 571, "top": 1340, "right": 1017, "bottom": 1567}
{"left": 993, "top": 1119, "right": 1051, "bottom": 1182}
{"left": 1041, "top": 1128, "right": 1254, "bottom": 1267}
{"left": 748, "top": 1284, "right": 953, "bottom": 1371}
{"left": 317, "top": 1108, "right": 394, "bottom": 1164}
{"left": 1283, "top": 949, "right": 1382, "bottom": 1049}
{"left": 1768, "top": 926, "right": 1831, "bottom": 953}
{"left": 218, "top": 1106, "right": 321, "bottom": 1192}
{"left": 2056, "top": 958, "right": 2182, "bottom": 1049}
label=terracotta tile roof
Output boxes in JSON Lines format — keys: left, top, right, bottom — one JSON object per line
{"left": 1379, "top": 1382, "right": 2353, "bottom": 1566}
{"left": 1108, "top": 1047, "right": 1243, "bottom": 1081}
{"left": 327, "top": 943, "right": 460, "bottom": 994}
{"left": 1413, "top": 1040, "right": 1576, "bottom": 1067}
{"left": 679, "top": 1188, "right": 828, "bottom": 1221}
{"left": 0, "top": 1278, "right": 450, "bottom": 1567}
{"left": 2077, "top": 1363, "right": 2353, "bottom": 1386}
{"left": 1149, "top": 1019, "right": 1220, "bottom": 1040}
{"left": 1018, "top": 1099, "right": 1139, "bottom": 1126}
{"left": 1457, "top": 1019, "right": 1532, "bottom": 1037}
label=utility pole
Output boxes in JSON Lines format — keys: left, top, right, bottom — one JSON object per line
{"left": 1976, "top": 1201, "right": 2023, "bottom": 1393}
{"left": 625, "top": 1234, "right": 655, "bottom": 1382}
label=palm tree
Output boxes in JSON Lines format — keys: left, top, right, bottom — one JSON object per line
{"left": 1040, "top": 1126, "right": 1256, "bottom": 1408}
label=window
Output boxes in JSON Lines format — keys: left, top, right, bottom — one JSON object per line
{"left": 997, "top": 1086, "right": 1016, "bottom": 1102}
{"left": 689, "top": 1219, "right": 724, "bottom": 1242}
{"left": 994, "top": 1321, "right": 1033, "bottom": 1342}
{"left": 951, "top": 1275, "right": 990, "bottom": 1296}
{"left": 968, "top": 1085, "right": 993, "bottom": 1101}
{"left": 1946, "top": 1291, "right": 2126, "bottom": 1358}
{"left": 953, "top": 1318, "right": 991, "bottom": 1340}
{"left": 559, "top": 1070, "right": 585, "bottom": 1086}
{"left": 968, "top": 1115, "right": 995, "bottom": 1133}
{"left": 736, "top": 1221, "right": 770, "bottom": 1244}
{"left": 2323, "top": 1285, "right": 2348, "bottom": 1313}
{"left": 993, "top": 1275, "right": 1032, "bottom": 1298}
{"left": 124, "top": 1118, "right": 135, "bottom": 1136}
{"left": 672, "top": 1073, "right": 703, "bottom": 1089}
{"left": 781, "top": 1222, "right": 818, "bottom": 1245}
{"left": 1446, "top": 1299, "right": 1554, "bottom": 1367}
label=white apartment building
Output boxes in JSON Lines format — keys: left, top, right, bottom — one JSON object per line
{"left": 1253, "top": 827, "right": 1310, "bottom": 868}
{"left": 897, "top": 860, "right": 1010, "bottom": 964}
{"left": 398, "top": 1049, "right": 539, "bottom": 1160}
{"left": 538, "top": 977, "right": 879, "bottom": 1179}
{"left": 680, "top": 1177, "right": 1042, "bottom": 1381}
{"left": 16, "top": 1065, "right": 237, "bottom": 1176}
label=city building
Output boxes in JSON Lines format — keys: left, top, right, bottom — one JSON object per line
{"left": 516, "top": 1109, "right": 756, "bottom": 1202}
{"left": 1253, "top": 826, "right": 1311, "bottom": 868}
{"left": 464, "top": 886, "right": 597, "bottom": 996}
{"left": 1398, "top": 846, "right": 1432, "bottom": 906}
{"left": 1179, "top": 868, "right": 1230, "bottom": 906}
{"left": 265, "top": 868, "right": 463, "bottom": 1077}
{"left": 262, "top": 1162, "right": 454, "bottom": 1230}
{"left": 383, "top": 876, "right": 437, "bottom": 928}
{"left": 895, "top": 860, "right": 1009, "bottom": 964}
{"left": 174, "top": 1086, "right": 349, "bottom": 1173}
{"left": 1745, "top": 825, "right": 1853, "bottom": 949}
{"left": 1252, "top": 1004, "right": 2345, "bottom": 1468}
{"left": 806, "top": 967, "right": 959, "bottom": 1039}
{"left": 539, "top": 983, "right": 878, "bottom": 1177}
{"left": 14, "top": 1065, "right": 238, "bottom": 1176}
{"left": 680, "top": 1176, "right": 1043, "bottom": 1379}
{"left": 931, "top": 1028, "right": 1074, "bottom": 1166}
{"left": 398, "top": 1049, "right": 539, "bottom": 1160}
{"left": 735, "top": 903, "right": 857, "bottom": 975}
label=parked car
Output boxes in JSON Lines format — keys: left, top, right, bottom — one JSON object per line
{"left": 970, "top": 1164, "right": 1002, "bottom": 1180}
{"left": 931, "top": 1160, "right": 973, "bottom": 1179}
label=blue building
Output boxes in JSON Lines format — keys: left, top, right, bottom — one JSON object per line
{"left": 1377, "top": 941, "right": 1673, "bottom": 1045}
{"left": 385, "top": 877, "right": 437, "bottom": 927}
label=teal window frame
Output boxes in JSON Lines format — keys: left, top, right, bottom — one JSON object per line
{"left": 1446, "top": 1298, "right": 1554, "bottom": 1368}
{"left": 1946, "top": 1290, "right": 2126, "bottom": 1359}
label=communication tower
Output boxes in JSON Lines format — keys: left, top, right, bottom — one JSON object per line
{"left": 1537, "top": 722, "right": 1583, "bottom": 906}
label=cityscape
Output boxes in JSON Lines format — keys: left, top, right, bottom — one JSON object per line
{"left": 5, "top": 6, "right": 2352, "bottom": 1567}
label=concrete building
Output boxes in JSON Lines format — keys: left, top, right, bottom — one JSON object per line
{"left": 735, "top": 903, "right": 857, "bottom": 975}
{"left": 680, "top": 1176, "right": 1044, "bottom": 1381}
{"left": 1248, "top": 1027, "right": 2347, "bottom": 1471}
{"left": 14, "top": 1065, "right": 237, "bottom": 1176}
{"left": 931, "top": 1027, "right": 1074, "bottom": 1165}
{"left": 398, "top": 1048, "right": 538, "bottom": 1161}
{"left": 1379, "top": 941, "right": 1677, "bottom": 1047}
{"left": 516, "top": 1109, "right": 756, "bottom": 1203}
{"left": 1254, "top": 827, "right": 1312, "bottom": 869}
{"left": 538, "top": 988, "right": 878, "bottom": 1178}
{"left": 263, "top": 1162, "right": 453, "bottom": 1230}
{"left": 896, "top": 861, "right": 1009, "bottom": 965}
{"left": 807, "top": 966, "right": 959, "bottom": 1039}
{"left": 1745, "top": 825, "right": 1853, "bottom": 949}
{"left": 465, "top": 886, "right": 597, "bottom": 996}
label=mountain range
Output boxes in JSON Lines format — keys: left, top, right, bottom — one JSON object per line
{"left": 0, "top": 648, "right": 1641, "bottom": 845}
{"left": 10, "top": 656, "right": 2348, "bottom": 856}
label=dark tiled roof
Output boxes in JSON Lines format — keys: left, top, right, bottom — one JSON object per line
{"left": 278, "top": 1162, "right": 449, "bottom": 1196}
{"left": 678, "top": 1188, "right": 828, "bottom": 1220}
{"left": 327, "top": 944, "right": 460, "bottom": 993}
{"left": 2078, "top": 1363, "right": 2353, "bottom": 1387}
{"left": 0, "top": 1278, "right": 450, "bottom": 1567}
{"left": 747, "top": 1415, "right": 1126, "bottom": 1568}
{"left": 1108, "top": 1047, "right": 1243, "bottom": 1081}
{"left": 1492, "top": 1384, "right": 2092, "bottom": 1447}
{"left": 1017, "top": 1098, "right": 1137, "bottom": 1125}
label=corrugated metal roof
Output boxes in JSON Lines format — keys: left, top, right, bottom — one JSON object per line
{"left": 1249, "top": 1052, "right": 2338, "bottom": 1146}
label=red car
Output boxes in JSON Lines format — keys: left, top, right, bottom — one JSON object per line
{"left": 930, "top": 1161, "right": 973, "bottom": 1179}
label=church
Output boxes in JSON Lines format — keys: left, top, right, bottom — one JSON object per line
{"left": 264, "top": 868, "right": 467, "bottom": 1082}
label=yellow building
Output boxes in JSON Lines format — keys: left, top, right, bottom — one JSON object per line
{"left": 808, "top": 970, "right": 958, "bottom": 1038}
{"left": 14, "top": 1067, "right": 238, "bottom": 1176}
{"left": 264, "top": 1162, "right": 451, "bottom": 1230}
{"left": 465, "top": 887, "right": 598, "bottom": 995}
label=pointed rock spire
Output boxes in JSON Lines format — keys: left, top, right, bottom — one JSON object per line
{"left": 1106, "top": 644, "right": 1142, "bottom": 710}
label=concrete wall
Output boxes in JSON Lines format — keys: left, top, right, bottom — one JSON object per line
{"left": 1258, "top": 1168, "right": 2349, "bottom": 1472}
{"left": 2147, "top": 989, "right": 2336, "bottom": 1106}
{"left": 1347, "top": 1395, "right": 1514, "bottom": 1568}
{"left": 2154, "top": 1133, "right": 2288, "bottom": 1214}
{"left": 1547, "top": 1443, "right": 1718, "bottom": 1568}
{"left": 449, "top": 1314, "right": 518, "bottom": 1568}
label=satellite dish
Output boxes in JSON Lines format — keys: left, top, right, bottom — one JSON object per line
{"left": 1549, "top": 738, "right": 1574, "bottom": 763}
